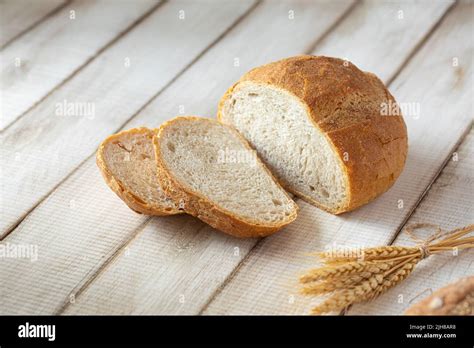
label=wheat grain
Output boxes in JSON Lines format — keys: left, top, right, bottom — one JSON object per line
{"left": 367, "top": 257, "right": 419, "bottom": 300}
{"left": 307, "top": 256, "right": 419, "bottom": 314}
{"left": 320, "top": 246, "right": 417, "bottom": 264}
{"left": 300, "top": 261, "right": 367, "bottom": 283}
{"left": 301, "top": 275, "right": 365, "bottom": 295}
{"left": 311, "top": 274, "right": 384, "bottom": 314}
{"left": 300, "top": 260, "right": 394, "bottom": 284}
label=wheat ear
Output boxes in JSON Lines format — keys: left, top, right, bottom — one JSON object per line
{"left": 300, "top": 224, "right": 473, "bottom": 315}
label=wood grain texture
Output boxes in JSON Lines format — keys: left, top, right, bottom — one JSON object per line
{"left": 0, "top": 160, "right": 147, "bottom": 314}
{"left": 65, "top": 215, "right": 257, "bottom": 314}
{"left": 0, "top": 0, "right": 256, "bottom": 239}
{"left": 2, "top": 0, "right": 471, "bottom": 316}
{"left": 204, "top": 1, "right": 472, "bottom": 315}
{"left": 315, "top": 0, "right": 454, "bottom": 83}
{"left": 0, "top": 0, "right": 355, "bottom": 315}
{"left": 64, "top": 0, "right": 457, "bottom": 315}
{"left": 0, "top": 0, "right": 66, "bottom": 49}
{"left": 0, "top": 0, "right": 258, "bottom": 315}
{"left": 348, "top": 129, "right": 474, "bottom": 315}
{"left": 0, "top": 0, "right": 159, "bottom": 131}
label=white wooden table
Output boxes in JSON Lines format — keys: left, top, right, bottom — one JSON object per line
{"left": 0, "top": 0, "right": 472, "bottom": 315}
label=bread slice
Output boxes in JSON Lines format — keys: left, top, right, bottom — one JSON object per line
{"left": 153, "top": 116, "right": 298, "bottom": 238}
{"left": 97, "top": 127, "right": 180, "bottom": 215}
{"left": 218, "top": 55, "right": 408, "bottom": 214}
{"left": 405, "top": 276, "right": 474, "bottom": 315}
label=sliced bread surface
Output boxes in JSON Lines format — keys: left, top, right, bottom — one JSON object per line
{"left": 153, "top": 116, "right": 298, "bottom": 238}
{"left": 97, "top": 127, "right": 180, "bottom": 215}
{"left": 218, "top": 55, "right": 408, "bottom": 214}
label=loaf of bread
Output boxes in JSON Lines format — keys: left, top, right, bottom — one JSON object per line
{"left": 405, "top": 276, "right": 474, "bottom": 315}
{"left": 218, "top": 55, "right": 408, "bottom": 214}
{"left": 152, "top": 116, "right": 298, "bottom": 238}
{"left": 96, "top": 127, "right": 180, "bottom": 215}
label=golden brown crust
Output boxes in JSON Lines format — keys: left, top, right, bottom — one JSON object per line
{"left": 153, "top": 116, "right": 299, "bottom": 238}
{"left": 96, "top": 127, "right": 181, "bottom": 216}
{"left": 218, "top": 55, "right": 408, "bottom": 214}
{"left": 405, "top": 276, "right": 474, "bottom": 315}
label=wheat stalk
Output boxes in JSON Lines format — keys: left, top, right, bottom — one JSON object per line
{"left": 300, "top": 224, "right": 474, "bottom": 315}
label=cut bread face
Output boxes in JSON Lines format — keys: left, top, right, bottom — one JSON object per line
{"left": 153, "top": 116, "right": 298, "bottom": 238}
{"left": 219, "top": 82, "right": 347, "bottom": 211}
{"left": 97, "top": 127, "right": 180, "bottom": 215}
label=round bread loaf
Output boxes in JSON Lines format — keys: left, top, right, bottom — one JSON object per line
{"left": 405, "top": 276, "right": 474, "bottom": 315}
{"left": 218, "top": 55, "right": 408, "bottom": 214}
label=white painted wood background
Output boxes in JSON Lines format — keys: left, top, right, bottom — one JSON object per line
{"left": 0, "top": 0, "right": 472, "bottom": 315}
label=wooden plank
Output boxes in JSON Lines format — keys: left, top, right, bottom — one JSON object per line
{"left": 0, "top": 0, "right": 257, "bottom": 315}
{"left": 349, "top": 129, "right": 474, "bottom": 315}
{"left": 0, "top": 0, "right": 66, "bottom": 49}
{"left": 0, "top": 0, "right": 160, "bottom": 131}
{"left": 0, "top": 0, "right": 356, "bottom": 315}
{"left": 0, "top": 0, "right": 256, "bottom": 239}
{"left": 315, "top": 0, "right": 454, "bottom": 83}
{"left": 63, "top": 0, "right": 457, "bottom": 315}
{"left": 203, "top": 1, "right": 472, "bottom": 314}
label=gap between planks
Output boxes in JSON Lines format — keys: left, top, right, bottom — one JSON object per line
{"left": 54, "top": 216, "right": 153, "bottom": 315}
{"left": 0, "top": 0, "right": 460, "bottom": 316}
{"left": 95, "top": 0, "right": 262, "bottom": 143}
{"left": 0, "top": 0, "right": 264, "bottom": 315}
{"left": 0, "top": 0, "right": 166, "bottom": 237}
{"left": 347, "top": 127, "right": 474, "bottom": 314}
{"left": 0, "top": 0, "right": 165, "bottom": 134}
{"left": 52, "top": 0, "right": 359, "bottom": 315}
{"left": 386, "top": 121, "right": 473, "bottom": 247}
{"left": 0, "top": 0, "right": 70, "bottom": 50}
{"left": 56, "top": 0, "right": 359, "bottom": 316}
{"left": 0, "top": 0, "right": 261, "bottom": 241}
{"left": 201, "top": 0, "right": 470, "bottom": 316}
{"left": 342, "top": 122, "right": 473, "bottom": 315}
{"left": 371, "top": 0, "right": 470, "bottom": 251}
{"left": 196, "top": 1, "right": 362, "bottom": 315}
{"left": 302, "top": 0, "right": 359, "bottom": 54}
{"left": 201, "top": 0, "right": 459, "bottom": 315}
{"left": 56, "top": 0, "right": 355, "bottom": 315}
{"left": 61, "top": 0, "right": 457, "bottom": 315}
{"left": 384, "top": 2, "right": 457, "bottom": 87}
